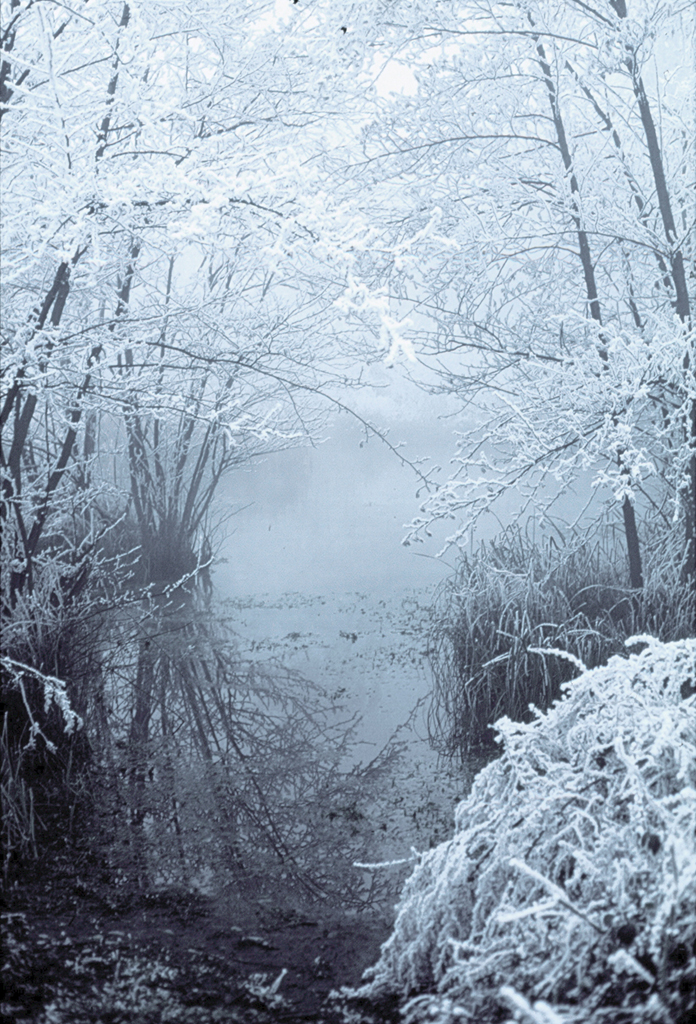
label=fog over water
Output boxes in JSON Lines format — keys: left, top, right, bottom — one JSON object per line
{"left": 214, "top": 378, "right": 461, "bottom": 598}
{"left": 212, "top": 373, "right": 466, "bottom": 758}
{"left": 211, "top": 369, "right": 597, "bottom": 758}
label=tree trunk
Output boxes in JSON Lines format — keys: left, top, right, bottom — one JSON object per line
{"left": 535, "top": 35, "right": 644, "bottom": 590}
{"left": 609, "top": 0, "right": 695, "bottom": 589}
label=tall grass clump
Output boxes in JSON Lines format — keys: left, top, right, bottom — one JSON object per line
{"left": 0, "top": 535, "right": 108, "bottom": 883}
{"left": 0, "top": 482, "right": 127, "bottom": 881}
{"left": 427, "top": 523, "right": 694, "bottom": 758}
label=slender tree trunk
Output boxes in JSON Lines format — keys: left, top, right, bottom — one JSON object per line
{"left": 535, "top": 36, "right": 643, "bottom": 590}
{"left": 1, "top": 2, "right": 134, "bottom": 608}
{"left": 128, "top": 637, "right": 155, "bottom": 888}
{"left": 609, "top": 0, "right": 695, "bottom": 589}
{"left": 0, "top": 0, "right": 30, "bottom": 124}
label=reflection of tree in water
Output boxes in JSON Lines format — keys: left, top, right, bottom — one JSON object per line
{"left": 96, "top": 585, "right": 403, "bottom": 906}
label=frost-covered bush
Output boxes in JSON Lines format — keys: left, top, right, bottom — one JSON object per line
{"left": 352, "top": 638, "right": 696, "bottom": 1024}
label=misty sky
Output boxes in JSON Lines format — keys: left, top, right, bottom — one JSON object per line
{"left": 213, "top": 369, "right": 463, "bottom": 597}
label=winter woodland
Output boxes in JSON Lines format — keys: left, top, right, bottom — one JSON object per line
{"left": 1, "top": 1, "right": 695, "bottom": 1021}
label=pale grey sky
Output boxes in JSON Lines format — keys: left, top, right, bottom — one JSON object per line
{"left": 213, "top": 374, "right": 460, "bottom": 596}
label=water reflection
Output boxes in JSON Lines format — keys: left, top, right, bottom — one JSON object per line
{"left": 220, "top": 589, "right": 435, "bottom": 756}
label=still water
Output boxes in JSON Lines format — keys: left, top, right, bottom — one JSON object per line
{"left": 213, "top": 390, "right": 461, "bottom": 752}
{"left": 220, "top": 588, "right": 435, "bottom": 755}
{"left": 218, "top": 587, "right": 482, "bottom": 856}
{"left": 212, "top": 386, "right": 491, "bottom": 828}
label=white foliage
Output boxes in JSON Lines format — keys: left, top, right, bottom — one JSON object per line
{"left": 2, "top": 0, "right": 402, "bottom": 623}
{"left": 353, "top": 638, "right": 696, "bottom": 1023}
{"left": 322, "top": 0, "right": 695, "bottom": 551}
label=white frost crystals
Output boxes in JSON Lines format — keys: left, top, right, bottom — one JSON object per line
{"left": 0, "top": 656, "right": 82, "bottom": 753}
{"left": 349, "top": 637, "right": 696, "bottom": 1024}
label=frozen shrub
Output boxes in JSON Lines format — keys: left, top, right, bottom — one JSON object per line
{"left": 350, "top": 637, "right": 696, "bottom": 1024}
{"left": 1, "top": 657, "right": 85, "bottom": 878}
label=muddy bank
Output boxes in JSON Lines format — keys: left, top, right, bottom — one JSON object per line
{"left": 2, "top": 862, "right": 397, "bottom": 1023}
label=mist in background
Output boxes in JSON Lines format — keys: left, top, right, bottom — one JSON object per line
{"left": 210, "top": 368, "right": 596, "bottom": 752}
{"left": 212, "top": 364, "right": 596, "bottom": 599}
{"left": 211, "top": 370, "right": 464, "bottom": 752}
{"left": 213, "top": 371, "right": 463, "bottom": 599}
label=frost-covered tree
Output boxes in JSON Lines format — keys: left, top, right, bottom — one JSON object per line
{"left": 1, "top": 0, "right": 418, "bottom": 884}
{"left": 0, "top": 0, "right": 378, "bottom": 620}
{"left": 325, "top": 0, "right": 695, "bottom": 592}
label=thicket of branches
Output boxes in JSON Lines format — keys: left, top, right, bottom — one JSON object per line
{"left": 317, "top": 0, "right": 695, "bottom": 755}
{"left": 0, "top": 0, "right": 401, "bottom": 896}
{"left": 312, "top": 0, "right": 695, "bottom": 594}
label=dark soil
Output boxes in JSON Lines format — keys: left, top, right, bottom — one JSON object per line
{"left": 1, "top": 858, "right": 399, "bottom": 1023}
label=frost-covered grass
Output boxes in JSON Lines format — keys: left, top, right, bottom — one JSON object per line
{"left": 348, "top": 637, "right": 696, "bottom": 1024}
{"left": 428, "top": 526, "right": 694, "bottom": 757}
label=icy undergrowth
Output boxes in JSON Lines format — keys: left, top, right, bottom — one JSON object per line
{"left": 351, "top": 637, "right": 696, "bottom": 1024}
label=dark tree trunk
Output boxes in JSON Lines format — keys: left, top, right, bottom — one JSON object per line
{"left": 535, "top": 35, "right": 644, "bottom": 591}
{"left": 609, "top": 0, "right": 695, "bottom": 590}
